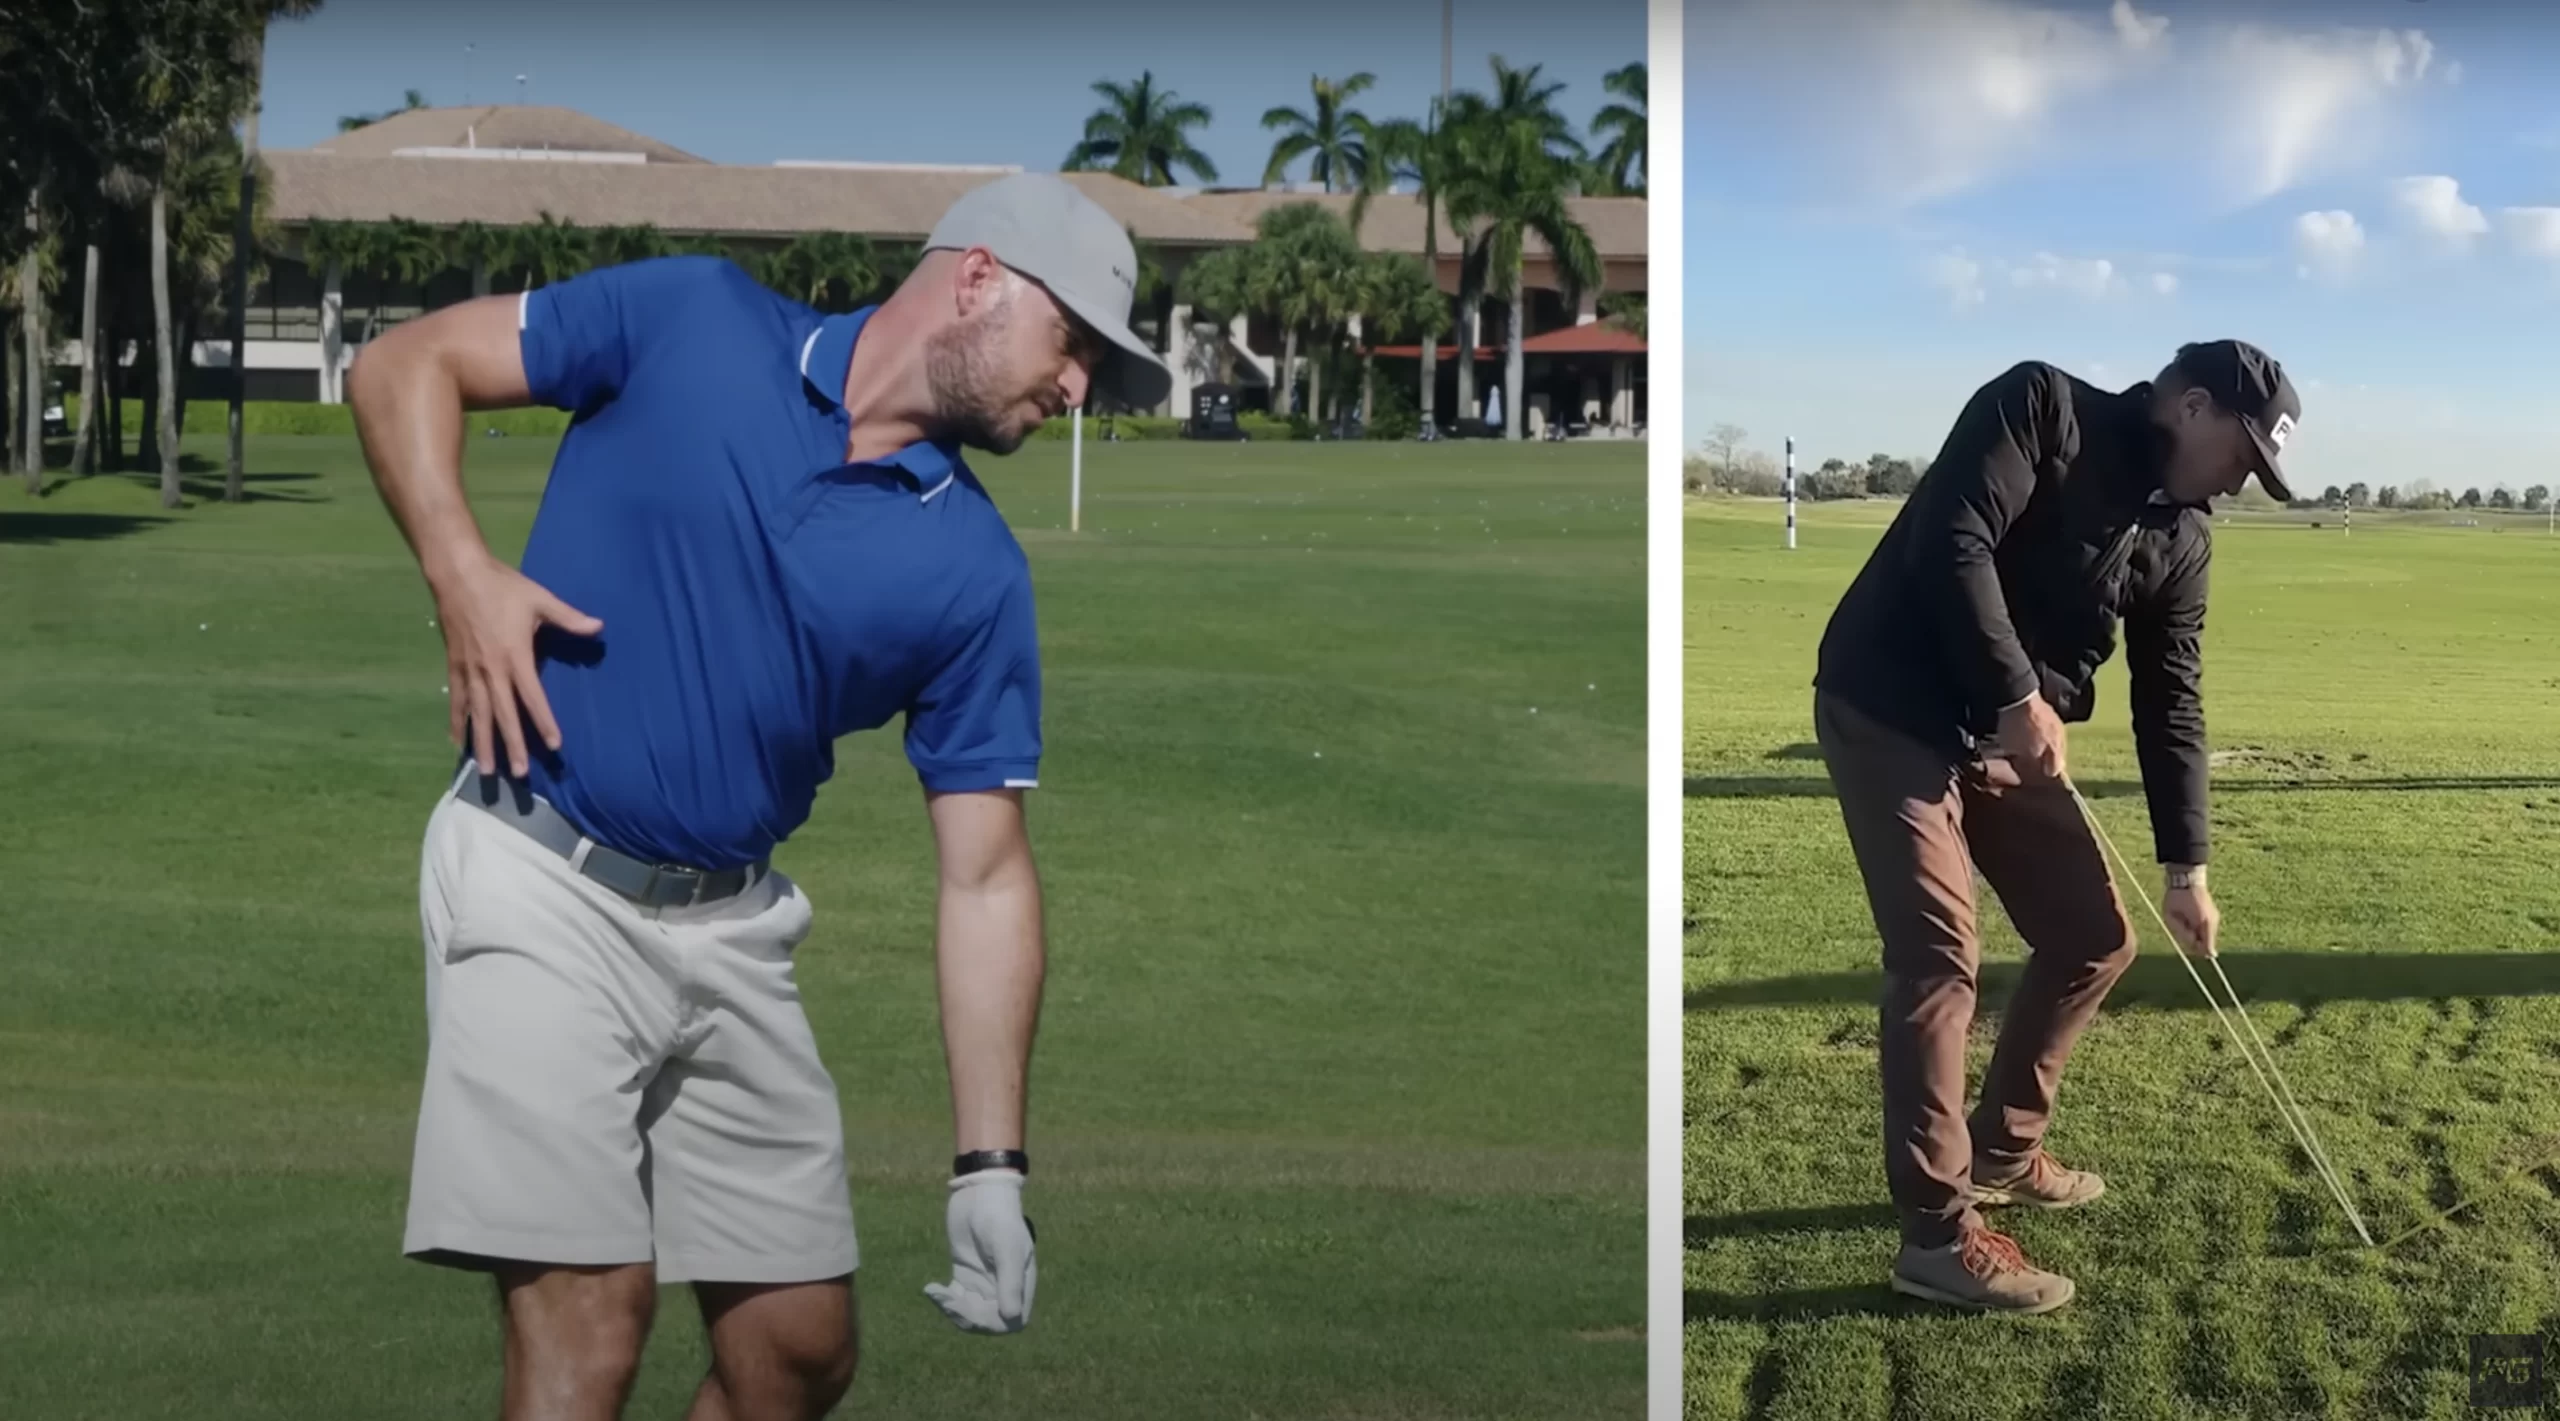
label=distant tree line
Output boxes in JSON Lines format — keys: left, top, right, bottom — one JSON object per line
{"left": 1684, "top": 424, "right": 1925, "bottom": 499}
{"left": 2313, "top": 482, "right": 2550, "bottom": 513}
{"left": 1683, "top": 425, "right": 2557, "bottom": 517}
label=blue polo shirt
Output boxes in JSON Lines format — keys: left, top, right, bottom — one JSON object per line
{"left": 496, "top": 255, "right": 1042, "bottom": 871}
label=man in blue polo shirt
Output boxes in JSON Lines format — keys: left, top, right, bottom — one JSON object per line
{"left": 348, "top": 173, "right": 1168, "bottom": 1421}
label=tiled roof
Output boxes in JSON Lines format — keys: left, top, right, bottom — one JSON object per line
{"left": 305, "top": 105, "right": 711, "bottom": 164}
{"left": 263, "top": 152, "right": 1256, "bottom": 247}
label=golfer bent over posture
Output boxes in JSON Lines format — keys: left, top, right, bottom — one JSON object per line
{"left": 1812, "top": 340, "right": 2302, "bottom": 1314}
{"left": 350, "top": 174, "right": 1170, "bottom": 1420}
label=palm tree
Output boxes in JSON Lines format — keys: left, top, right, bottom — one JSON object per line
{"left": 1355, "top": 252, "right": 1448, "bottom": 428}
{"left": 338, "top": 88, "right": 428, "bottom": 132}
{"left": 1587, "top": 62, "right": 1645, "bottom": 197}
{"left": 1063, "top": 73, "right": 1218, "bottom": 187}
{"left": 135, "top": 126, "right": 278, "bottom": 461}
{"left": 446, "top": 220, "right": 503, "bottom": 297}
{"left": 1260, "top": 73, "right": 1376, "bottom": 193}
{"left": 514, "top": 212, "right": 592, "bottom": 288}
{"left": 753, "top": 232, "right": 881, "bottom": 313}
{"left": 144, "top": 27, "right": 262, "bottom": 506}
{"left": 1366, "top": 108, "right": 1462, "bottom": 432}
{"left": 1598, "top": 291, "right": 1645, "bottom": 338}
{"left": 1483, "top": 57, "right": 1588, "bottom": 164}
{"left": 589, "top": 223, "right": 676, "bottom": 270}
{"left": 378, "top": 217, "right": 446, "bottom": 334}
{"left": 1438, "top": 61, "right": 1585, "bottom": 431}
{"left": 227, "top": 0, "right": 326, "bottom": 502}
{"left": 341, "top": 221, "right": 395, "bottom": 343}
{"left": 1253, "top": 203, "right": 1362, "bottom": 420}
{"left": 670, "top": 233, "right": 739, "bottom": 264}
{"left": 1442, "top": 116, "right": 1601, "bottom": 440}
{"left": 1174, "top": 244, "right": 1254, "bottom": 388}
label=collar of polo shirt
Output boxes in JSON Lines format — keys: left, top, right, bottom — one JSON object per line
{"left": 797, "top": 307, "right": 962, "bottom": 503}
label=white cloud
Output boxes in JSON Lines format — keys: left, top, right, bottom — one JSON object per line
{"left": 2503, "top": 207, "right": 2560, "bottom": 261}
{"left": 1930, "top": 249, "right": 1987, "bottom": 309}
{"left": 2294, "top": 210, "right": 2366, "bottom": 279}
{"left": 1696, "top": 1, "right": 2454, "bottom": 209}
{"left": 2391, "top": 174, "right": 2489, "bottom": 246}
{"left": 1695, "top": 0, "right": 2171, "bottom": 204}
{"left": 1918, "top": 251, "right": 2185, "bottom": 306}
{"left": 2202, "top": 26, "right": 2442, "bottom": 203}
{"left": 2008, "top": 251, "right": 2120, "bottom": 298}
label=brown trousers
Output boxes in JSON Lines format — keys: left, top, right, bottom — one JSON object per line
{"left": 1812, "top": 691, "right": 2137, "bottom": 1248}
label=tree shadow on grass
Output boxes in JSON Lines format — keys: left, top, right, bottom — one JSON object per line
{"left": 82, "top": 466, "right": 328, "bottom": 506}
{"left": 0, "top": 511, "right": 174, "bottom": 545}
{"left": 1687, "top": 950, "right": 2560, "bottom": 1013}
{"left": 1686, "top": 772, "right": 2560, "bottom": 801}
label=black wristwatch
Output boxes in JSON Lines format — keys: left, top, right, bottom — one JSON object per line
{"left": 954, "top": 1149, "right": 1029, "bottom": 1178}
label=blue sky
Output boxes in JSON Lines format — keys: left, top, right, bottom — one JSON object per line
{"left": 258, "top": 0, "right": 1642, "bottom": 188}
{"left": 1687, "top": 0, "right": 2560, "bottom": 496}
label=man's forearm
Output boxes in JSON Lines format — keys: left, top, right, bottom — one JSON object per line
{"left": 347, "top": 342, "right": 494, "bottom": 591}
{"left": 935, "top": 866, "right": 1046, "bottom": 1155}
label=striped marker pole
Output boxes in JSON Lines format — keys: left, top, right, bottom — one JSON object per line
{"left": 2343, "top": 500, "right": 2350, "bottom": 538}
{"left": 1070, "top": 406, "right": 1084, "bottom": 532}
{"left": 1784, "top": 437, "right": 1798, "bottom": 549}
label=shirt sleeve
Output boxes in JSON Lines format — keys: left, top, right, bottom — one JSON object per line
{"left": 1901, "top": 362, "right": 2056, "bottom": 717}
{"left": 904, "top": 559, "right": 1043, "bottom": 794}
{"left": 516, "top": 255, "right": 725, "bottom": 415}
{"left": 2126, "top": 521, "right": 2212, "bottom": 865}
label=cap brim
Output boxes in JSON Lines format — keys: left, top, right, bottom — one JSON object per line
{"left": 1052, "top": 287, "right": 1171, "bottom": 411}
{"left": 2243, "top": 418, "right": 2293, "bottom": 502}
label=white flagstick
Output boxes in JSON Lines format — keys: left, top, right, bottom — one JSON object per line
{"left": 2065, "top": 780, "right": 2375, "bottom": 1247}
{"left": 1071, "top": 406, "right": 1084, "bottom": 533}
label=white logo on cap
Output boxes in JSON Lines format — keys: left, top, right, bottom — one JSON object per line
{"left": 2269, "top": 412, "right": 2294, "bottom": 451}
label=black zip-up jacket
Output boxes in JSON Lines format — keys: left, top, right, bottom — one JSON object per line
{"left": 1813, "top": 361, "right": 2212, "bottom": 866}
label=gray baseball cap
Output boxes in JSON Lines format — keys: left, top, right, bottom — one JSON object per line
{"left": 924, "top": 173, "right": 1172, "bottom": 412}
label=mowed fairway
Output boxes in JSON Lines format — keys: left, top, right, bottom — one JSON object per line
{"left": 0, "top": 433, "right": 1644, "bottom": 1418}
{"left": 1685, "top": 498, "right": 2560, "bottom": 1420}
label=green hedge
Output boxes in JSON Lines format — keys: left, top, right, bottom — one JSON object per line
{"left": 1025, "top": 412, "right": 1318, "bottom": 442}
{"left": 55, "top": 397, "right": 1392, "bottom": 444}
{"left": 60, "top": 396, "right": 574, "bottom": 438}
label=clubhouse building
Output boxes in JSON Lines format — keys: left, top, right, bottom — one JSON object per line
{"left": 206, "top": 104, "right": 1647, "bottom": 436}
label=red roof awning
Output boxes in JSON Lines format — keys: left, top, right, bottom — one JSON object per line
{"left": 1364, "top": 343, "right": 1498, "bottom": 360}
{"left": 1366, "top": 325, "right": 1644, "bottom": 359}
{"left": 1520, "top": 324, "right": 1646, "bottom": 355}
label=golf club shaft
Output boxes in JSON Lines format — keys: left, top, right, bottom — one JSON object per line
{"left": 2370, "top": 1140, "right": 2560, "bottom": 1252}
{"left": 2063, "top": 780, "right": 2375, "bottom": 1246}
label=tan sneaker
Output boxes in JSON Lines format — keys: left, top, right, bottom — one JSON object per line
{"left": 1972, "top": 1150, "right": 2106, "bottom": 1210}
{"left": 1891, "top": 1227, "right": 2076, "bottom": 1314}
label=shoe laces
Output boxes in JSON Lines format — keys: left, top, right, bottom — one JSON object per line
{"left": 1959, "top": 1228, "right": 2028, "bottom": 1277}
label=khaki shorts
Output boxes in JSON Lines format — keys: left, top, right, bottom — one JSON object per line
{"left": 401, "top": 778, "right": 859, "bottom": 1284}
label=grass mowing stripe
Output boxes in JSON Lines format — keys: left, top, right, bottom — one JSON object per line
{"left": 2, "top": 434, "right": 1643, "bottom": 1419}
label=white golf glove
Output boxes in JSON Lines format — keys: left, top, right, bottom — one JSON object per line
{"left": 923, "top": 1168, "right": 1037, "bottom": 1333}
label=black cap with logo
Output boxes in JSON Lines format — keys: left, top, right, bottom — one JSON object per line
{"left": 2172, "top": 339, "right": 2301, "bottom": 502}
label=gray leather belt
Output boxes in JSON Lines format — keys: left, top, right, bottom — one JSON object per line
{"left": 453, "top": 772, "right": 767, "bottom": 909}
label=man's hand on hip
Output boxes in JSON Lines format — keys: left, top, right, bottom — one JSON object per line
{"left": 2162, "top": 868, "right": 2220, "bottom": 958}
{"left": 1995, "top": 693, "right": 2068, "bottom": 782}
{"left": 924, "top": 1169, "right": 1036, "bottom": 1334}
{"left": 431, "top": 550, "right": 603, "bottom": 779}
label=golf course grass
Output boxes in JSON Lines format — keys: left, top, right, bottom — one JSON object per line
{"left": 1684, "top": 496, "right": 2560, "bottom": 1420}
{"left": 0, "top": 432, "right": 1645, "bottom": 1418}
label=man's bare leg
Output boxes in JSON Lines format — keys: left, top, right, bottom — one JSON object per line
{"left": 495, "top": 1262, "right": 658, "bottom": 1421}
{"left": 682, "top": 1277, "right": 859, "bottom": 1421}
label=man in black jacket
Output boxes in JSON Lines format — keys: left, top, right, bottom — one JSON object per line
{"left": 1811, "top": 339, "right": 2301, "bottom": 1314}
